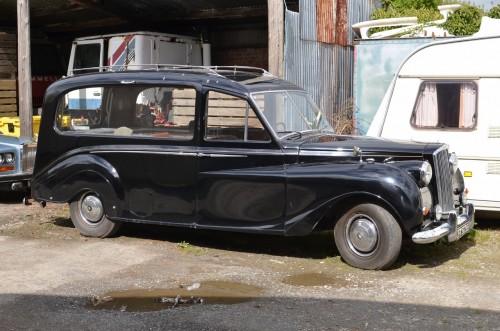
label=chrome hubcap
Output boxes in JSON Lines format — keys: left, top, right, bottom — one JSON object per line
{"left": 346, "top": 215, "right": 378, "bottom": 255}
{"left": 80, "top": 194, "right": 103, "bottom": 224}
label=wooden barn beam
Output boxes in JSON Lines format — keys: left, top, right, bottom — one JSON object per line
{"left": 268, "top": 0, "right": 284, "bottom": 78}
{"left": 17, "top": 0, "right": 33, "bottom": 140}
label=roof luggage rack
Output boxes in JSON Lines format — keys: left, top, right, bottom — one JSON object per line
{"left": 69, "top": 65, "right": 274, "bottom": 79}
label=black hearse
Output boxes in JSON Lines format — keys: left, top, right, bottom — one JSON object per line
{"left": 31, "top": 66, "right": 474, "bottom": 270}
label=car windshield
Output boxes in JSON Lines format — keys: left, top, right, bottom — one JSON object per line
{"left": 251, "top": 90, "right": 333, "bottom": 139}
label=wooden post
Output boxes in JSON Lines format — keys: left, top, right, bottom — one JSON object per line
{"left": 17, "top": 0, "right": 33, "bottom": 140}
{"left": 268, "top": 0, "right": 284, "bottom": 78}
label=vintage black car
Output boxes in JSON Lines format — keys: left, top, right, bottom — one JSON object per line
{"left": 32, "top": 66, "right": 474, "bottom": 270}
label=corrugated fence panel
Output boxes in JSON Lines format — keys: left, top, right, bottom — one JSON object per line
{"left": 347, "top": 0, "right": 374, "bottom": 44}
{"left": 316, "top": 0, "right": 335, "bottom": 44}
{"left": 335, "top": 0, "right": 348, "bottom": 46}
{"left": 285, "top": 1, "right": 371, "bottom": 121}
{"left": 299, "top": 0, "right": 316, "bottom": 41}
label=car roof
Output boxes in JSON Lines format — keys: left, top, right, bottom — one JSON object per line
{"left": 55, "top": 66, "right": 304, "bottom": 95}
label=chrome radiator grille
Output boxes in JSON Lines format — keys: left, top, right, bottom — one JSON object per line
{"left": 433, "top": 147, "right": 454, "bottom": 212}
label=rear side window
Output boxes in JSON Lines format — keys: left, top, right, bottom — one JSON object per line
{"left": 411, "top": 81, "right": 477, "bottom": 129}
{"left": 56, "top": 85, "right": 196, "bottom": 140}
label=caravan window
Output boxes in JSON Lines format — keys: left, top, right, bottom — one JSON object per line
{"left": 411, "top": 81, "right": 477, "bottom": 129}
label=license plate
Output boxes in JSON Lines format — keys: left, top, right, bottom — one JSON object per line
{"left": 457, "top": 222, "right": 472, "bottom": 239}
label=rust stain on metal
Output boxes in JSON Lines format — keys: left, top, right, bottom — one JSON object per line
{"left": 335, "top": 0, "right": 348, "bottom": 46}
{"left": 316, "top": 0, "right": 335, "bottom": 44}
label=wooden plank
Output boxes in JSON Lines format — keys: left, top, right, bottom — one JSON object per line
{"left": 173, "top": 89, "right": 196, "bottom": 98}
{"left": 0, "top": 60, "right": 17, "bottom": 66}
{"left": 171, "top": 107, "right": 196, "bottom": 116}
{"left": 0, "top": 98, "right": 17, "bottom": 105}
{"left": 171, "top": 115, "right": 193, "bottom": 126}
{"left": 0, "top": 80, "right": 16, "bottom": 90}
{"left": 0, "top": 104, "right": 17, "bottom": 113}
{"left": 0, "top": 91, "right": 16, "bottom": 98}
{"left": 208, "top": 99, "right": 248, "bottom": 108}
{"left": 0, "top": 112, "right": 17, "bottom": 117}
{"left": 0, "top": 66, "right": 17, "bottom": 74}
{"left": 208, "top": 117, "right": 262, "bottom": 127}
{"left": 0, "top": 40, "right": 17, "bottom": 49}
{"left": 0, "top": 48, "right": 17, "bottom": 55}
{"left": 208, "top": 92, "right": 242, "bottom": 99}
{"left": 0, "top": 32, "right": 16, "bottom": 42}
{"left": 0, "top": 53, "right": 17, "bottom": 61}
{"left": 172, "top": 99, "right": 195, "bottom": 107}
{"left": 206, "top": 108, "right": 258, "bottom": 117}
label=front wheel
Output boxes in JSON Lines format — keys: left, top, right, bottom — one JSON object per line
{"left": 334, "top": 203, "right": 402, "bottom": 270}
{"left": 69, "top": 191, "right": 121, "bottom": 238}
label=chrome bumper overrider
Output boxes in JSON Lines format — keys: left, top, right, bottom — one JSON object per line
{"left": 412, "top": 204, "right": 475, "bottom": 244}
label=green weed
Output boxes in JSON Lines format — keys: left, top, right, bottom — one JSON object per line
{"left": 176, "top": 241, "right": 204, "bottom": 255}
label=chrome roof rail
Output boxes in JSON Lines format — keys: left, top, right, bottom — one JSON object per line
{"left": 69, "top": 65, "right": 275, "bottom": 79}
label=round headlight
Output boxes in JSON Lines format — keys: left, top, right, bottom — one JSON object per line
{"left": 4, "top": 153, "right": 14, "bottom": 164}
{"left": 449, "top": 152, "right": 458, "bottom": 174}
{"left": 419, "top": 161, "right": 433, "bottom": 187}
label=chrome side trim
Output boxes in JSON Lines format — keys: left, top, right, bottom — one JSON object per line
{"left": 198, "top": 153, "right": 247, "bottom": 158}
{"left": 198, "top": 147, "right": 283, "bottom": 156}
{"left": 299, "top": 150, "right": 422, "bottom": 158}
{"left": 92, "top": 150, "right": 197, "bottom": 156}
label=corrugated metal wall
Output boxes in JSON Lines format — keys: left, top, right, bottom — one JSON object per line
{"left": 284, "top": 0, "right": 373, "bottom": 119}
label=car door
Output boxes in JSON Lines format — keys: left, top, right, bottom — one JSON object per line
{"left": 196, "top": 90, "right": 287, "bottom": 233}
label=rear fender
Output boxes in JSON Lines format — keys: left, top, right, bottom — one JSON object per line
{"left": 31, "top": 154, "right": 124, "bottom": 218}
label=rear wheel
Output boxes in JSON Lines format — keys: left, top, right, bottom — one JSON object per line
{"left": 69, "top": 191, "right": 121, "bottom": 238}
{"left": 334, "top": 203, "right": 402, "bottom": 270}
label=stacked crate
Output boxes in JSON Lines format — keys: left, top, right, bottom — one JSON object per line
{"left": 0, "top": 30, "right": 17, "bottom": 117}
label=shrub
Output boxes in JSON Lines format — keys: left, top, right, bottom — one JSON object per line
{"left": 440, "top": 5, "right": 484, "bottom": 35}
{"left": 488, "top": 5, "right": 500, "bottom": 19}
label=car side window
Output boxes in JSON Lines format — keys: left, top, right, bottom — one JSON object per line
{"left": 56, "top": 85, "right": 196, "bottom": 140}
{"left": 205, "top": 91, "right": 270, "bottom": 142}
{"left": 411, "top": 81, "right": 477, "bottom": 129}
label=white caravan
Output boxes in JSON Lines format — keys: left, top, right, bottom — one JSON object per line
{"left": 367, "top": 33, "right": 500, "bottom": 213}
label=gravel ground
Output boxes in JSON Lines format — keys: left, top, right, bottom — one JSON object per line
{"left": 0, "top": 193, "right": 499, "bottom": 331}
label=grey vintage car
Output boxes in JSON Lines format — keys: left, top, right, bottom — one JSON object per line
{"left": 0, "top": 135, "right": 35, "bottom": 193}
{"left": 31, "top": 66, "right": 474, "bottom": 270}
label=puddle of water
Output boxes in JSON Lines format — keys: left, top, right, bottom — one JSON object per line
{"left": 282, "top": 273, "right": 348, "bottom": 287}
{"left": 89, "top": 280, "right": 263, "bottom": 312}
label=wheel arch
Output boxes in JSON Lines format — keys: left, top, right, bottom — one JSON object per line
{"left": 32, "top": 153, "right": 125, "bottom": 218}
{"left": 316, "top": 193, "right": 404, "bottom": 233}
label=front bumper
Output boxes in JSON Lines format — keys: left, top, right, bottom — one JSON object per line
{"left": 0, "top": 171, "right": 32, "bottom": 191}
{"left": 412, "top": 203, "right": 475, "bottom": 244}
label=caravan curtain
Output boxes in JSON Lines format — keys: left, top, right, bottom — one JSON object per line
{"left": 460, "top": 83, "right": 476, "bottom": 128}
{"left": 413, "top": 82, "right": 438, "bottom": 127}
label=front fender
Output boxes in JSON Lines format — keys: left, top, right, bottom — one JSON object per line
{"left": 284, "top": 162, "right": 423, "bottom": 235}
{"left": 31, "top": 154, "right": 125, "bottom": 218}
